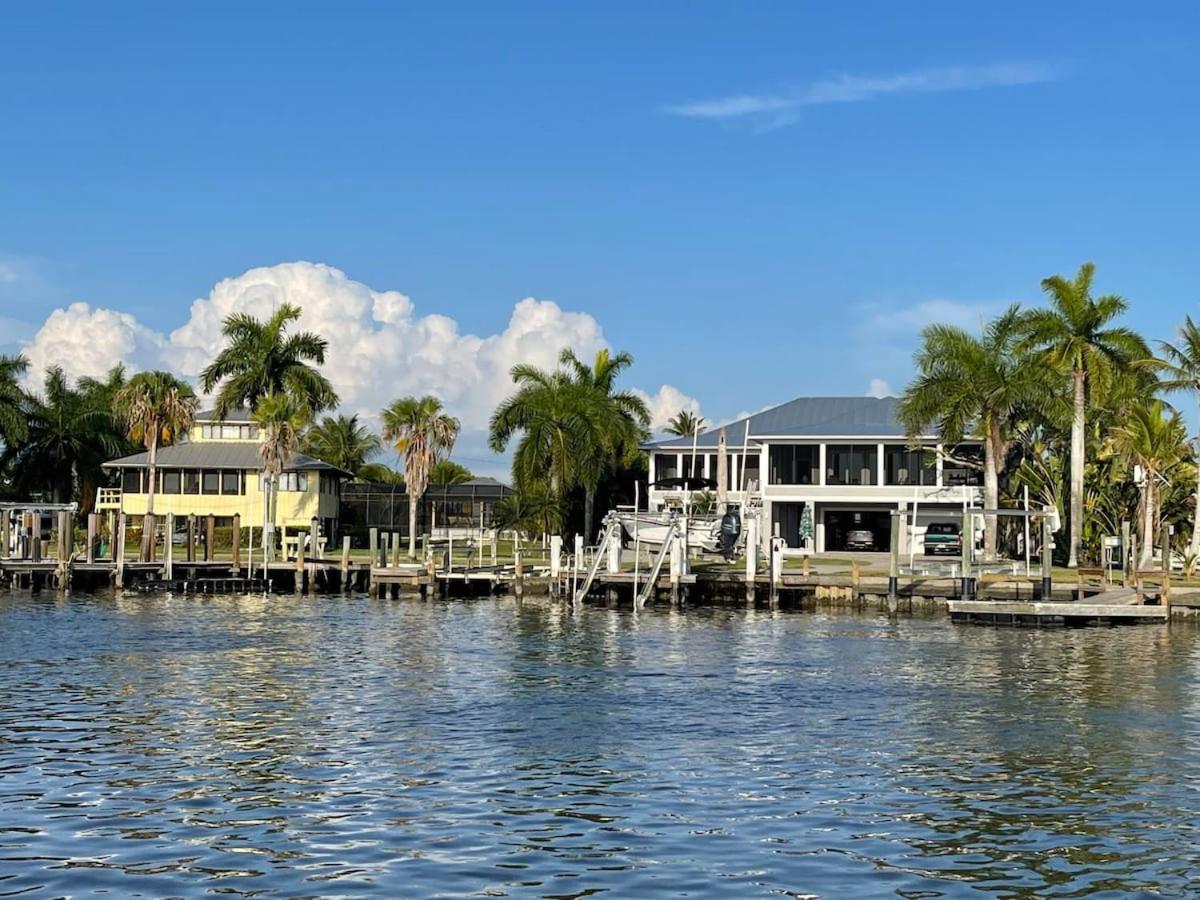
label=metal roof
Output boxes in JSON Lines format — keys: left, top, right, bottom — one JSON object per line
{"left": 195, "top": 408, "right": 255, "bottom": 423}
{"left": 102, "top": 442, "right": 350, "bottom": 475}
{"left": 643, "top": 396, "right": 926, "bottom": 450}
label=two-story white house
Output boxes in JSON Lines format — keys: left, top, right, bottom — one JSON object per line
{"left": 643, "top": 396, "right": 984, "bottom": 554}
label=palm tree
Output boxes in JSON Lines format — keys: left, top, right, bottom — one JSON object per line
{"left": 1151, "top": 314, "right": 1200, "bottom": 560}
{"left": 199, "top": 303, "right": 338, "bottom": 419}
{"left": 1022, "top": 263, "right": 1149, "bottom": 566}
{"left": 6, "top": 367, "right": 120, "bottom": 503}
{"left": 665, "top": 409, "right": 704, "bottom": 437}
{"left": 898, "top": 305, "right": 1054, "bottom": 560}
{"left": 301, "top": 413, "right": 381, "bottom": 476}
{"left": 489, "top": 363, "right": 582, "bottom": 503}
{"left": 1108, "top": 401, "right": 1188, "bottom": 568}
{"left": 114, "top": 371, "right": 198, "bottom": 558}
{"left": 559, "top": 349, "right": 650, "bottom": 539}
{"left": 381, "top": 395, "right": 461, "bottom": 557}
{"left": 494, "top": 483, "right": 563, "bottom": 541}
{"left": 253, "top": 393, "right": 308, "bottom": 559}
{"left": 357, "top": 462, "right": 405, "bottom": 485}
{"left": 0, "top": 354, "right": 29, "bottom": 452}
{"left": 428, "top": 460, "right": 472, "bottom": 486}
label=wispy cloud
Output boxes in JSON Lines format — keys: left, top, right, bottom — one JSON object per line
{"left": 665, "top": 61, "right": 1062, "bottom": 125}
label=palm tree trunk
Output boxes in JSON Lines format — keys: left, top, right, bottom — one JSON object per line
{"left": 1190, "top": 440, "right": 1200, "bottom": 564}
{"left": 1139, "top": 482, "right": 1155, "bottom": 570}
{"left": 982, "top": 434, "right": 999, "bottom": 561}
{"left": 584, "top": 486, "right": 595, "bottom": 544}
{"left": 141, "top": 434, "right": 159, "bottom": 561}
{"left": 408, "top": 489, "right": 419, "bottom": 558}
{"left": 1068, "top": 369, "right": 1086, "bottom": 568}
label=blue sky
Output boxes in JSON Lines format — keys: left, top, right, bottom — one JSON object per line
{"left": 2, "top": 2, "right": 1199, "bottom": 469}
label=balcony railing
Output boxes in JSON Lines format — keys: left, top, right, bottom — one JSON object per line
{"left": 96, "top": 487, "right": 123, "bottom": 510}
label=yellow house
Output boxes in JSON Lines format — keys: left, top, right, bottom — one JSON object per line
{"left": 100, "top": 408, "right": 348, "bottom": 537}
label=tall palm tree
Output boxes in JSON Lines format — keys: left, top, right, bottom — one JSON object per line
{"left": 114, "top": 371, "right": 198, "bottom": 558}
{"left": 489, "top": 363, "right": 582, "bottom": 503}
{"left": 381, "top": 395, "right": 461, "bottom": 557}
{"left": 301, "top": 413, "right": 381, "bottom": 476}
{"left": 7, "top": 367, "right": 120, "bottom": 503}
{"left": 1022, "top": 263, "right": 1149, "bottom": 566}
{"left": 559, "top": 349, "right": 650, "bottom": 539}
{"left": 898, "top": 305, "right": 1054, "bottom": 560}
{"left": 0, "top": 354, "right": 29, "bottom": 452}
{"left": 665, "top": 409, "right": 704, "bottom": 437}
{"left": 1152, "top": 314, "right": 1200, "bottom": 560}
{"left": 1108, "top": 401, "right": 1188, "bottom": 568}
{"left": 253, "top": 393, "right": 308, "bottom": 559}
{"left": 199, "top": 303, "right": 338, "bottom": 419}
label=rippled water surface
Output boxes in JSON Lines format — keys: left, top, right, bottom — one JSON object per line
{"left": 2, "top": 592, "right": 1200, "bottom": 897}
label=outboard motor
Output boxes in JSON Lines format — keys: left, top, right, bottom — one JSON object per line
{"left": 719, "top": 508, "right": 741, "bottom": 561}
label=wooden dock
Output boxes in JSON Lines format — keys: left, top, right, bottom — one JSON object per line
{"left": 948, "top": 598, "right": 1168, "bottom": 625}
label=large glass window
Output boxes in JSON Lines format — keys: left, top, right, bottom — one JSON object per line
{"left": 884, "top": 446, "right": 937, "bottom": 486}
{"left": 279, "top": 472, "right": 309, "bottom": 492}
{"left": 827, "top": 444, "right": 879, "bottom": 486}
{"left": 654, "top": 453, "right": 678, "bottom": 482}
{"left": 681, "top": 454, "right": 705, "bottom": 481}
{"left": 202, "top": 471, "right": 220, "bottom": 495}
{"left": 769, "top": 445, "right": 818, "bottom": 485}
{"left": 161, "top": 470, "right": 182, "bottom": 494}
{"left": 221, "top": 471, "right": 240, "bottom": 494}
{"left": 122, "top": 469, "right": 142, "bottom": 493}
{"left": 183, "top": 470, "right": 200, "bottom": 494}
{"left": 943, "top": 445, "right": 984, "bottom": 486}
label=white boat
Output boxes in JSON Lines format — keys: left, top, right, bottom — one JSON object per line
{"left": 616, "top": 511, "right": 723, "bottom": 554}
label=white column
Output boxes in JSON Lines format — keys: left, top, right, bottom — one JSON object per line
{"left": 877, "top": 442, "right": 886, "bottom": 486}
{"left": 818, "top": 444, "right": 827, "bottom": 486}
{"left": 816, "top": 506, "right": 825, "bottom": 553}
{"left": 936, "top": 443, "right": 944, "bottom": 487}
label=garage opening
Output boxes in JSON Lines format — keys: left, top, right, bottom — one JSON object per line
{"left": 824, "top": 509, "right": 892, "bottom": 552}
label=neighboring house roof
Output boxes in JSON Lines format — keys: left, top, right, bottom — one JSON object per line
{"left": 195, "top": 407, "right": 255, "bottom": 423}
{"left": 102, "top": 442, "right": 351, "bottom": 476}
{"left": 643, "top": 396, "right": 931, "bottom": 450}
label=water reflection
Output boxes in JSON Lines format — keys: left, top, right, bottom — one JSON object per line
{"left": 1, "top": 591, "right": 1198, "bottom": 896}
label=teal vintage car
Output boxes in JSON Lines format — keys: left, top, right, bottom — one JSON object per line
{"left": 923, "top": 522, "right": 962, "bottom": 556}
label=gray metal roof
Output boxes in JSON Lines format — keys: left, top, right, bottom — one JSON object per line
{"left": 102, "top": 442, "right": 349, "bottom": 475}
{"left": 644, "top": 396, "right": 924, "bottom": 450}
{"left": 195, "top": 408, "right": 255, "bottom": 423}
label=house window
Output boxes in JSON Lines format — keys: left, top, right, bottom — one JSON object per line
{"left": 278, "top": 472, "right": 309, "bottom": 492}
{"left": 122, "top": 469, "right": 142, "bottom": 493}
{"left": 654, "top": 454, "right": 678, "bottom": 482}
{"left": 681, "top": 454, "right": 705, "bottom": 481}
{"left": 183, "top": 470, "right": 200, "bottom": 494}
{"left": 202, "top": 471, "right": 220, "bottom": 494}
{"left": 219, "top": 424, "right": 238, "bottom": 439}
{"left": 769, "top": 445, "right": 818, "bottom": 485}
{"left": 221, "top": 471, "right": 240, "bottom": 494}
{"left": 884, "top": 446, "right": 937, "bottom": 486}
{"left": 827, "top": 444, "right": 879, "bottom": 486}
{"left": 161, "top": 470, "right": 182, "bottom": 494}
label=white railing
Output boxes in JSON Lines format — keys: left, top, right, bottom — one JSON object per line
{"left": 96, "top": 487, "right": 123, "bottom": 510}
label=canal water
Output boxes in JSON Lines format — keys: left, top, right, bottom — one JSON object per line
{"left": 1, "top": 593, "right": 1198, "bottom": 897}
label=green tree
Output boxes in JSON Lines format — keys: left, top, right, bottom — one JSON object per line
{"left": 494, "top": 483, "right": 562, "bottom": 540}
{"left": 381, "top": 395, "right": 461, "bottom": 557}
{"left": 7, "top": 367, "right": 120, "bottom": 503}
{"left": 428, "top": 459, "right": 472, "bottom": 485}
{"left": 0, "top": 354, "right": 29, "bottom": 452}
{"left": 1151, "top": 314, "right": 1200, "bottom": 560}
{"left": 898, "top": 305, "right": 1053, "bottom": 560}
{"left": 1108, "top": 400, "right": 1188, "bottom": 568}
{"left": 1022, "top": 263, "right": 1149, "bottom": 566}
{"left": 665, "top": 409, "right": 704, "bottom": 437}
{"left": 357, "top": 462, "right": 405, "bottom": 485}
{"left": 253, "top": 392, "right": 308, "bottom": 557}
{"left": 114, "top": 371, "right": 198, "bottom": 557}
{"left": 559, "top": 349, "right": 650, "bottom": 540}
{"left": 199, "top": 303, "right": 338, "bottom": 419}
{"left": 301, "top": 413, "right": 381, "bottom": 476}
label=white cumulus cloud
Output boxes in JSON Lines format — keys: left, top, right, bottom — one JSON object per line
{"left": 867, "top": 378, "right": 892, "bottom": 398}
{"left": 18, "top": 262, "right": 702, "bottom": 475}
{"left": 635, "top": 384, "right": 703, "bottom": 432}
